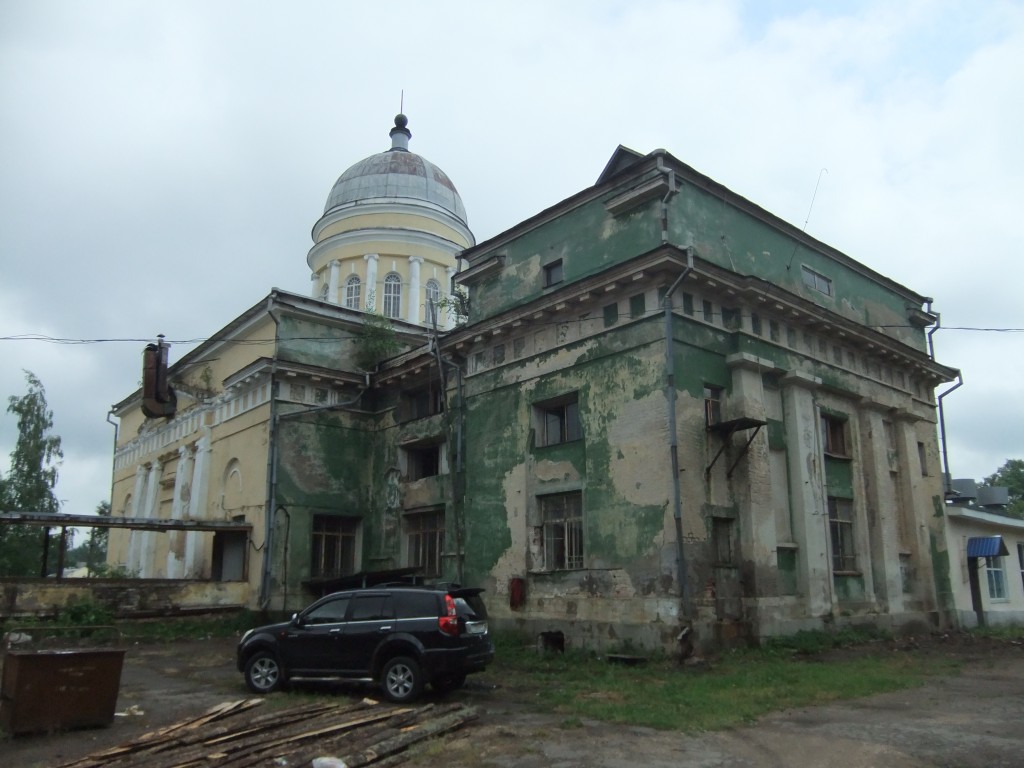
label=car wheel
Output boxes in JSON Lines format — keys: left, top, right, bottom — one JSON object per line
{"left": 381, "top": 656, "right": 424, "bottom": 703}
{"left": 244, "top": 651, "right": 283, "bottom": 693}
{"left": 431, "top": 673, "right": 467, "bottom": 694}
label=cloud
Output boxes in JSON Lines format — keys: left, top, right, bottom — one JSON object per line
{"left": 1, "top": 0, "right": 1022, "bottom": 516}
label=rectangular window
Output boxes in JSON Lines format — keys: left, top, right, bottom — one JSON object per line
{"left": 828, "top": 497, "right": 856, "bottom": 572}
{"left": 702, "top": 300, "right": 714, "bottom": 323}
{"left": 406, "top": 509, "right": 445, "bottom": 578}
{"left": 513, "top": 337, "right": 526, "bottom": 358}
{"left": 540, "top": 492, "right": 583, "bottom": 570}
{"left": 629, "top": 292, "right": 646, "bottom": 319}
{"left": 401, "top": 384, "right": 443, "bottom": 421}
{"left": 801, "top": 265, "right": 833, "bottom": 296}
{"left": 704, "top": 385, "right": 723, "bottom": 427}
{"left": 405, "top": 443, "right": 442, "bottom": 480}
{"left": 682, "top": 292, "right": 694, "bottom": 316}
{"left": 314, "top": 387, "right": 329, "bottom": 404}
{"left": 603, "top": 302, "right": 619, "bottom": 327}
{"left": 769, "top": 319, "right": 780, "bottom": 343}
{"left": 883, "top": 420, "right": 897, "bottom": 452}
{"left": 311, "top": 515, "right": 359, "bottom": 578}
{"left": 750, "top": 313, "right": 762, "bottom": 336}
{"left": 537, "top": 394, "right": 582, "bottom": 446}
{"left": 821, "top": 413, "right": 848, "bottom": 456}
{"left": 493, "top": 344, "right": 506, "bottom": 365}
{"left": 786, "top": 327, "right": 797, "bottom": 348}
{"left": 721, "top": 307, "right": 740, "bottom": 330}
{"left": 986, "top": 556, "right": 1008, "bottom": 600}
{"left": 543, "top": 260, "right": 563, "bottom": 287}
{"left": 917, "top": 442, "right": 928, "bottom": 476}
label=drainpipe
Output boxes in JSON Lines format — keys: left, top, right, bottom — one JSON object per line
{"left": 937, "top": 373, "right": 963, "bottom": 497}
{"left": 260, "top": 300, "right": 282, "bottom": 609}
{"left": 925, "top": 299, "right": 963, "bottom": 496}
{"left": 429, "top": 301, "right": 466, "bottom": 584}
{"left": 663, "top": 246, "right": 694, "bottom": 612}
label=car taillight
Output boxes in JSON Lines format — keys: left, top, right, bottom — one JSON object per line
{"left": 439, "top": 594, "right": 460, "bottom": 636}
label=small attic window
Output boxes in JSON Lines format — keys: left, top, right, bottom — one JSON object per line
{"left": 801, "top": 265, "right": 833, "bottom": 297}
{"left": 544, "top": 260, "right": 563, "bottom": 288}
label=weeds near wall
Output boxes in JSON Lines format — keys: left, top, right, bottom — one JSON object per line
{"left": 353, "top": 313, "right": 400, "bottom": 371}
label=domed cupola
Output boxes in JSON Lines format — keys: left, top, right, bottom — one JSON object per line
{"left": 307, "top": 115, "right": 474, "bottom": 329}
{"left": 322, "top": 114, "right": 469, "bottom": 226}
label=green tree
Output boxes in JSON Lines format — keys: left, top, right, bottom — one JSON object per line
{"left": 983, "top": 459, "right": 1024, "bottom": 519}
{"left": 0, "top": 371, "right": 64, "bottom": 576}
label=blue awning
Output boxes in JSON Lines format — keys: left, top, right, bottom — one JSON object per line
{"left": 966, "top": 536, "right": 1009, "bottom": 558}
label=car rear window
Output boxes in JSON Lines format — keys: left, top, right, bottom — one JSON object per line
{"left": 454, "top": 594, "right": 487, "bottom": 620}
{"left": 393, "top": 591, "right": 440, "bottom": 617}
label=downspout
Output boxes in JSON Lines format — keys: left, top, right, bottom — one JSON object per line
{"left": 925, "top": 300, "right": 963, "bottom": 496}
{"left": 260, "top": 299, "right": 282, "bottom": 610}
{"left": 429, "top": 301, "right": 466, "bottom": 584}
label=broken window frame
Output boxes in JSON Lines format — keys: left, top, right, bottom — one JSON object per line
{"left": 311, "top": 515, "right": 359, "bottom": 579}
{"left": 539, "top": 491, "right": 584, "bottom": 571}
{"left": 827, "top": 497, "right": 857, "bottom": 572}
{"left": 405, "top": 508, "right": 445, "bottom": 578}
{"left": 821, "top": 413, "right": 848, "bottom": 457}
{"left": 801, "top": 264, "right": 833, "bottom": 296}
{"left": 703, "top": 385, "right": 723, "bottom": 427}
{"left": 536, "top": 393, "right": 583, "bottom": 447}
{"left": 403, "top": 442, "right": 443, "bottom": 481}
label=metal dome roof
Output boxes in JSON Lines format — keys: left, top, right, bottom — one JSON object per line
{"left": 323, "top": 115, "right": 468, "bottom": 225}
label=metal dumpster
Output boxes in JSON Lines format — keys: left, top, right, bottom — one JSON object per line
{"left": 0, "top": 648, "right": 126, "bottom": 734}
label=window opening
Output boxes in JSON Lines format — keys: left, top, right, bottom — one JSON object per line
{"left": 537, "top": 394, "right": 582, "bottom": 446}
{"left": 821, "top": 413, "right": 848, "bottom": 457}
{"left": 801, "top": 265, "right": 833, "bottom": 296}
{"left": 540, "top": 492, "right": 583, "bottom": 570}
{"left": 405, "top": 443, "right": 442, "bottom": 480}
{"left": 344, "top": 275, "right": 361, "bottom": 309}
{"left": 704, "top": 385, "right": 723, "bottom": 427}
{"left": 986, "top": 556, "right": 1008, "bottom": 600}
{"left": 828, "top": 497, "right": 856, "bottom": 572}
{"left": 311, "top": 515, "right": 359, "bottom": 579}
{"left": 383, "top": 273, "right": 402, "bottom": 318}
{"left": 406, "top": 510, "right": 445, "bottom": 578}
{"left": 543, "top": 260, "right": 563, "bottom": 287}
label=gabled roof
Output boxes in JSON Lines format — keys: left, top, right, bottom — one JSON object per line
{"left": 595, "top": 145, "right": 645, "bottom": 185}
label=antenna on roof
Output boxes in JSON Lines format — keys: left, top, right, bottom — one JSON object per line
{"left": 786, "top": 167, "right": 828, "bottom": 271}
{"left": 400, "top": 89, "right": 404, "bottom": 113}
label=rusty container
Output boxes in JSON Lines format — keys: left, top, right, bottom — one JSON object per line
{"left": 0, "top": 648, "right": 126, "bottom": 734}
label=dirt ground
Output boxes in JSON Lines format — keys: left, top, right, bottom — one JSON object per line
{"left": 3, "top": 632, "right": 1024, "bottom": 768}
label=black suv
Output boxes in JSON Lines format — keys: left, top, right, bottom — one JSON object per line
{"left": 236, "top": 585, "right": 494, "bottom": 703}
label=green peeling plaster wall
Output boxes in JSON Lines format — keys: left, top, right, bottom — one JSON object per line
{"left": 666, "top": 179, "right": 927, "bottom": 351}
{"left": 469, "top": 197, "right": 661, "bottom": 323}
{"left": 824, "top": 458, "right": 854, "bottom": 499}
{"left": 462, "top": 323, "right": 672, "bottom": 583}
{"left": 276, "top": 315, "right": 355, "bottom": 370}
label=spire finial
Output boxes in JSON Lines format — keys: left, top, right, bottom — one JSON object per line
{"left": 389, "top": 113, "right": 411, "bottom": 151}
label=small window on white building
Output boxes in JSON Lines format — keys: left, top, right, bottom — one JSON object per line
{"left": 344, "top": 275, "right": 361, "bottom": 309}
{"left": 383, "top": 273, "right": 402, "bottom": 318}
{"left": 425, "top": 279, "right": 441, "bottom": 323}
{"left": 986, "top": 555, "right": 1008, "bottom": 600}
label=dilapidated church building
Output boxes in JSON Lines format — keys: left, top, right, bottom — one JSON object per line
{"left": 109, "top": 116, "right": 960, "bottom": 650}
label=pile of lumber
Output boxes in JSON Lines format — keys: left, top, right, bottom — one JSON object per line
{"left": 57, "top": 698, "right": 478, "bottom": 767}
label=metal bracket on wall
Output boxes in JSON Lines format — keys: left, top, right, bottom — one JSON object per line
{"left": 704, "top": 417, "right": 766, "bottom": 479}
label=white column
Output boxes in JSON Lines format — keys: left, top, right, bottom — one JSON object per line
{"left": 127, "top": 466, "right": 147, "bottom": 572}
{"left": 363, "top": 254, "right": 379, "bottom": 311}
{"left": 445, "top": 266, "right": 457, "bottom": 330}
{"left": 328, "top": 259, "right": 341, "bottom": 304}
{"left": 781, "top": 372, "right": 832, "bottom": 616}
{"left": 185, "top": 427, "right": 213, "bottom": 577}
{"left": 407, "top": 256, "right": 423, "bottom": 324}
{"left": 139, "top": 459, "right": 163, "bottom": 577}
{"left": 166, "top": 445, "right": 194, "bottom": 578}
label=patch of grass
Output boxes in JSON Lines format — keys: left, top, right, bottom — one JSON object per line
{"left": 487, "top": 630, "right": 954, "bottom": 732}
{"left": 117, "top": 611, "right": 260, "bottom": 642}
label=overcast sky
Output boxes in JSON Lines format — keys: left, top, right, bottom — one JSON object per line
{"left": 1, "top": 0, "right": 1022, "bottom": 518}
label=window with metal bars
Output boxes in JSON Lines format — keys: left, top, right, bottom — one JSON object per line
{"left": 311, "top": 515, "right": 359, "bottom": 578}
{"left": 406, "top": 510, "right": 445, "bottom": 577}
{"left": 540, "top": 492, "right": 583, "bottom": 570}
{"left": 827, "top": 497, "right": 856, "bottom": 572}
